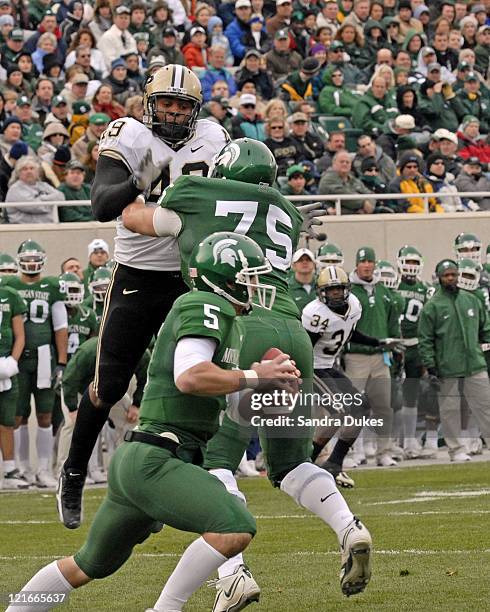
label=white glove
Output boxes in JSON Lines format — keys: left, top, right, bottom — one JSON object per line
{"left": 0, "top": 357, "right": 11, "bottom": 380}
{"left": 132, "top": 149, "right": 171, "bottom": 192}
{"left": 0, "top": 376, "right": 11, "bottom": 392}
{"left": 4, "top": 356, "right": 18, "bottom": 377}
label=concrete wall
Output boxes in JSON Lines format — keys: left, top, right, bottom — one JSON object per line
{"left": 1, "top": 212, "right": 490, "bottom": 280}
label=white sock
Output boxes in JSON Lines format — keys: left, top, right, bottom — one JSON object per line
{"left": 208, "top": 469, "right": 245, "bottom": 578}
{"left": 3, "top": 459, "right": 15, "bottom": 473}
{"left": 37, "top": 426, "right": 54, "bottom": 472}
{"left": 281, "top": 462, "right": 353, "bottom": 538}
{"left": 5, "top": 561, "right": 74, "bottom": 612}
{"left": 17, "top": 425, "right": 30, "bottom": 470}
{"left": 425, "top": 429, "right": 438, "bottom": 450}
{"left": 154, "top": 537, "right": 227, "bottom": 611}
{"left": 401, "top": 406, "right": 418, "bottom": 449}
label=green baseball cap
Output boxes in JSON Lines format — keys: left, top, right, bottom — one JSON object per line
{"left": 356, "top": 246, "right": 376, "bottom": 263}
{"left": 89, "top": 112, "right": 110, "bottom": 125}
{"left": 287, "top": 164, "right": 305, "bottom": 178}
{"left": 16, "top": 95, "right": 31, "bottom": 107}
{"left": 73, "top": 100, "right": 91, "bottom": 114}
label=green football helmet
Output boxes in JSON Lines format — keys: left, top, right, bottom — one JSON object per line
{"left": 105, "top": 259, "right": 116, "bottom": 271}
{"left": 457, "top": 258, "right": 481, "bottom": 291}
{"left": 188, "top": 231, "right": 275, "bottom": 310}
{"left": 209, "top": 138, "right": 277, "bottom": 186}
{"left": 89, "top": 267, "right": 112, "bottom": 303}
{"left": 17, "top": 239, "right": 46, "bottom": 275}
{"left": 454, "top": 232, "right": 481, "bottom": 263}
{"left": 316, "top": 243, "right": 344, "bottom": 269}
{"left": 397, "top": 245, "right": 423, "bottom": 278}
{"left": 59, "top": 272, "right": 85, "bottom": 307}
{"left": 0, "top": 253, "right": 18, "bottom": 275}
{"left": 376, "top": 259, "right": 399, "bottom": 289}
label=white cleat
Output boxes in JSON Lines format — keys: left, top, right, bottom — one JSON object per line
{"left": 339, "top": 517, "right": 372, "bottom": 597}
{"left": 19, "top": 468, "right": 36, "bottom": 485}
{"left": 451, "top": 452, "right": 471, "bottom": 462}
{"left": 36, "top": 469, "right": 58, "bottom": 488}
{"left": 376, "top": 453, "right": 397, "bottom": 467}
{"left": 210, "top": 565, "right": 260, "bottom": 612}
{"left": 467, "top": 438, "right": 483, "bottom": 456}
{"left": 403, "top": 447, "right": 437, "bottom": 460}
{"left": 2, "top": 469, "right": 30, "bottom": 490}
{"left": 343, "top": 456, "right": 358, "bottom": 469}
{"left": 389, "top": 445, "right": 405, "bottom": 461}
{"left": 88, "top": 469, "right": 107, "bottom": 483}
{"left": 237, "top": 459, "right": 260, "bottom": 478}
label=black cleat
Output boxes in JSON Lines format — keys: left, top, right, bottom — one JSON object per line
{"left": 56, "top": 468, "right": 86, "bottom": 529}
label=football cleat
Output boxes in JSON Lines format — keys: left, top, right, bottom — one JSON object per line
{"left": 56, "top": 468, "right": 86, "bottom": 529}
{"left": 376, "top": 454, "right": 397, "bottom": 467}
{"left": 339, "top": 517, "right": 372, "bottom": 597}
{"left": 403, "top": 447, "right": 437, "bottom": 460}
{"left": 88, "top": 468, "right": 107, "bottom": 483}
{"left": 19, "top": 468, "right": 36, "bottom": 485}
{"left": 36, "top": 469, "right": 58, "bottom": 489}
{"left": 451, "top": 452, "right": 471, "bottom": 462}
{"left": 389, "top": 445, "right": 405, "bottom": 461}
{"left": 2, "top": 469, "right": 30, "bottom": 490}
{"left": 467, "top": 438, "right": 483, "bottom": 455}
{"left": 237, "top": 457, "right": 260, "bottom": 478}
{"left": 209, "top": 565, "right": 260, "bottom": 612}
{"left": 320, "top": 460, "right": 355, "bottom": 489}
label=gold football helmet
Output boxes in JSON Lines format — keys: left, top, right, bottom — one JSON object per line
{"left": 143, "top": 65, "right": 203, "bottom": 148}
{"left": 317, "top": 265, "right": 351, "bottom": 311}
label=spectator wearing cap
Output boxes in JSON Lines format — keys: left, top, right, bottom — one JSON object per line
{"left": 455, "top": 157, "right": 490, "bottom": 211}
{"left": 225, "top": 0, "right": 252, "bottom": 64}
{"left": 83, "top": 238, "right": 110, "bottom": 289}
{"left": 134, "top": 32, "right": 150, "bottom": 68}
{"left": 418, "top": 78, "right": 460, "bottom": 132}
{"left": 5, "top": 155, "right": 64, "bottom": 223}
{"left": 423, "top": 152, "right": 464, "bottom": 212}
{"left": 71, "top": 111, "right": 109, "bottom": 161}
{"left": 147, "top": 27, "right": 184, "bottom": 66}
{"left": 376, "top": 114, "right": 417, "bottom": 161}
{"left": 452, "top": 60, "right": 472, "bottom": 93}
{"left": 287, "top": 11, "right": 310, "bottom": 58}
{"left": 207, "top": 16, "right": 234, "bottom": 67}
{"left": 288, "top": 248, "right": 317, "bottom": 313}
{"left": 357, "top": 156, "right": 401, "bottom": 211}
{"left": 352, "top": 76, "right": 398, "bottom": 138}
{"left": 432, "top": 128, "right": 462, "bottom": 177}
{"left": 416, "top": 46, "right": 455, "bottom": 83}
{"left": 266, "top": 0, "right": 293, "bottom": 39}
{"left": 38, "top": 121, "right": 70, "bottom": 163}
{"left": 279, "top": 57, "right": 319, "bottom": 103}
{"left": 25, "top": 10, "right": 68, "bottom": 65}
{"left": 67, "top": 99, "right": 90, "bottom": 145}
{"left": 264, "top": 29, "right": 302, "bottom": 82}
{"left": 103, "top": 58, "right": 140, "bottom": 105}
{"left": 88, "top": 0, "right": 113, "bottom": 42}
{"left": 0, "top": 116, "right": 32, "bottom": 158}
{"left": 455, "top": 73, "right": 489, "bottom": 133}
{"left": 319, "top": 149, "right": 374, "bottom": 214}
{"left": 1, "top": 28, "right": 26, "bottom": 67}
{"left": 98, "top": 5, "right": 137, "bottom": 72}
{"left": 231, "top": 93, "right": 266, "bottom": 140}
{"left": 326, "top": 40, "right": 366, "bottom": 86}
{"left": 235, "top": 49, "right": 274, "bottom": 99}
{"left": 199, "top": 95, "right": 234, "bottom": 132}
{"left": 318, "top": 64, "right": 360, "bottom": 117}
{"left": 44, "top": 94, "right": 70, "bottom": 127}
{"left": 457, "top": 116, "right": 490, "bottom": 164}
{"left": 474, "top": 24, "right": 490, "bottom": 76}
{"left": 388, "top": 152, "right": 443, "bottom": 213}
{"left": 433, "top": 31, "right": 458, "bottom": 71}
{"left": 353, "top": 134, "right": 397, "bottom": 184}
{"left": 60, "top": 70, "right": 93, "bottom": 108}
{"left": 264, "top": 115, "right": 301, "bottom": 176}
{"left": 288, "top": 111, "right": 324, "bottom": 164}
{"left": 5, "top": 65, "right": 32, "bottom": 97}
{"left": 57, "top": 159, "right": 93, "bottom": 222}
{"left": 200, "top": 45, "right": 237, "bottom": 103}
{"left": 394, "top": 0, "right": 424, "bottom": 41}
{"left": 280, "top": 163, "right": 307, "bottom": 195}
{"left": 92, "top": 83, "right": 125, "bottom": 120}
{"left": 460, "top": 15, "right": 478, "bottom": 49}
{"left": 0, "top": 14, "right": 14, "bottom": 45}
{"left": 182, "top": 25, "right": 208, "bottom": 69}
{"left": 14, "top": 96, "right": 43, "bottom": 151}
{"left": 0, "top": 140, "right": 28, "bottom": 201}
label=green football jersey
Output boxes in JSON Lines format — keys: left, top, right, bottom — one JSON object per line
{"left": 396, "top": 279, "right": 430, "bottom": 338}
{"left": 82, "top": 295, "right": 104, "bottom": 330}
{"left": 161, "top": 175, "right": 303, "bottom": 318}
{"left": 0, "top": 285, "right": 27, "bottom": 357}
{"left": 2, "top": 276, "right": 64, "bottom": 350}
{"left": 139, "top": 291, "right": 242, "bottom": 440}
{"left": 67, "top": 305, "right": 97, "bottom": 358}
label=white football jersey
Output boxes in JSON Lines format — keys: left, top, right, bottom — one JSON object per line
{"left": 98, "top": 117, "right": 229, "bottom": 271}
{"left": 302, "top": 294, "right": 362, "bottom": 369}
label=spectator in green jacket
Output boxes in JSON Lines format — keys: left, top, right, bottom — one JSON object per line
{"left": 57, "top": 160, "right": 93, "bottom": 222}
{"left": 474, "top": 24, "right": 489, "bottom": 76}
{"left": 288, "top": 248, "right": 317, "bottom": 313}
{"left": 418, "top": 78, "right": 462, "bottom": 132}
{"left": 317, "top": 65, "right": 360, "bottom": 116}
{"left": 280, "top": 164, "right": 308, "bottom": 196}
{"left": 418, "top": 259, "right": 490, "bottom": 461}
{"left": 455, "top": 72, "right": 489, "bottom": 134}
{"left": 15, "top": 96, "right": 43, "bottom": 152}
{"left": 352, "top": 77, "right": 398, "bottom": 137}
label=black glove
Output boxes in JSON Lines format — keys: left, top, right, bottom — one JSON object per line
{"left": 52, "top": 363, "right": 65, "bottom": 394}
{"left": 424, "top": 367, "right": 441, "bottom": 392}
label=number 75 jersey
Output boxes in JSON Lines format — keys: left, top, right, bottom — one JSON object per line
{"left": 302, "top": 295, "right": 362, "bottom": 369}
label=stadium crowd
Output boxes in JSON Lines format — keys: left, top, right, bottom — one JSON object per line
{"left": 0, "top": 0, "right": 488, "bottom": 219}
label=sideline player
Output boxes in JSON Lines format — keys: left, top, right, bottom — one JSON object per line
{"left": 6, "top": 232, "right": 297, "bottom": 612}
{"left": 58, "top": 65, "right": 230, "bottom": 528}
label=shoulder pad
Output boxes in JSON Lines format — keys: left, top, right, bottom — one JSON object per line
{"left": 99, "top": 117, "right": 154, "bottom": 170}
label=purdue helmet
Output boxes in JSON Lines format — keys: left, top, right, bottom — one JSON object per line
{"left": 376, "top": 260, "right": 399, "bottom": 289}
{"left": 454, "top": 232, "right": 481, "bottom": 263}
{"left": 0, "top": 253, "right": 18, "bottom": 275}
{"left": 143, "top": 65, "right": 202, "bottom": 148}
{"left": 89, "top": 266, "right": 112, "bottom": 303}
{"left": 317, "top": 265, "right": 350, "bottom": 311}
{"left": 317, "top": 243, "right": 344, "bottom": 269}
{"left": 17, "top": 240, "right": 46, "bottom": 275}
{"left": 210, "top": 138, "right": 277, "bottom": 186}
{"left": 59, "top": 272, "right": 85, "bottom": 307}
{"left": 457, "top": 258, "right": 480, "bottom": 291}
{"left": 397, "top": 245, "right": 423, "bottom": 278}
{"left": 189, "top": 231, "right": 276, "bottom": 310}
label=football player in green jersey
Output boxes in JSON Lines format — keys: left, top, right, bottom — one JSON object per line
{"left": 123, "top": 139, "right": 372, "bottom": 602}
{"left": 316, "top": 242, "right": 344, "bottom": 269}
{"left": 396, "top": 246, "right": 436, "bottom": 458}
{"left": 484, "top": 245, "right": 490, "bottom": 274}
{"left": 3, "top": 240, "right": 68, "bottom": 488}
{"left": 0, "top": 280, "right": 27, "bottom": 489}
{"left": 0, "top": 253, "right": 18, "bottom": 275}
{"left": 60, "top": 273, "right": 97, "bottom": 358}
{"left": 11, "top": 232, "right": 297, "bottom": 612}
{"left": 454, "top": 232, "right": 482, "bottom": 264}
{"left": 83, "top": 266, "right": 111, "bottom": 328}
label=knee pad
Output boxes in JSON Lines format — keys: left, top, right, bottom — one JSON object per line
{"left": 209, "top": 468, "right": 247, "bottom": 505}
{"left": 280, "top": 462, "right": 335, "bottom": 506}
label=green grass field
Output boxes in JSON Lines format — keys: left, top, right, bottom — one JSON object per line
{"left": 1, "top": 461, "right": 490, "bottom": 611}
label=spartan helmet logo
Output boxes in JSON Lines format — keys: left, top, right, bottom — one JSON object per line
{"left": 213, "top": 238, "right": 239, "bottom": 266}
{"left": 214, "top": 143, "right": 240, "bottom": 171}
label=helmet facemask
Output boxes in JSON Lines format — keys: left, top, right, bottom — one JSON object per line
{"left": 63, "top": 281, "right": 85, "bottom": 307}
{"left": 90, "top": 281, "right": 109, "bottom": 302}
{"left": 457, "top": 263, "right": 480, "bottom": 291}
{"left": 455, "top": 245, "right": 481, "bottom": 264}
{"left": 397, "top": 256, "right": 423, "bottom": 278}
{"left": 378, "top": 268, "right": 399, "bottom": 289}
{"left": 17, "top": 253, "right": 46, "bottom": 275}
{"left": 145, "top": 93, "right": 200, "bottom": 148}
{"left": 318, "top": 284, "right": 350, "bottom": 311}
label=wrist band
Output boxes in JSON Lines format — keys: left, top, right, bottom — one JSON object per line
{"left": 136, "top": 194, "right": 146, "bottom": 205}
{"left": 241, "top": 369, "right": 259, "bottom": 389}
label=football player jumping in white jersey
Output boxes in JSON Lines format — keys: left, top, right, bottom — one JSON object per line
{"left": 57, "top": 65, "right": 230, "bottom": 530}
{"left": 302, "top": 266, "right": 404, "bottom": 487}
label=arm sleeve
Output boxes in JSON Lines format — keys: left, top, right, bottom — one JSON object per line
{"left": 91, "top": 155, "right": 142, "bottom": 222}
{"left": 306, "top": 330, "right": 321, "bottom": 347}
{"left": 51, "top": 301, "right": 68, "bottom": 331}
{"left": 173, "top": 337, "right": 217, "bottom": 383}
{"left": 152, "top": 207, "right": 183, "bottom": 237}
{"left": 351, "top": 329, "right": 380, "bottom": 347}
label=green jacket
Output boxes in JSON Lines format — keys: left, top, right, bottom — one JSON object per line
{"left": 418, "top": 287, "right": 490, "bottom": 378}
{"left": 352, "top": 89, "right": 398, "bottom": 137}
{"left": 347, "top": 272, "right": 400, "bottom": 354}
{"left": 28, "top": 0, "right": 48, "bottom": 28}
{"left": 455, "top": 89, "right": 489, "bottom": 134}
{"left": 57, "top": 183, "right": 93, "bottom": 222}
{"left": 288, "top": 275, "right": 317, "bottom": 313}
{"left": 474, "top": 43, "right": 489, "bottom": 77}
{"left": 418, "top": 92, "right": 461, "bottom": 132}
{"left": 22, "top": 122, "right": 43, "bottom": 152}
{"left": 318, "top": 65, "right": 361, "bottom": 116}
